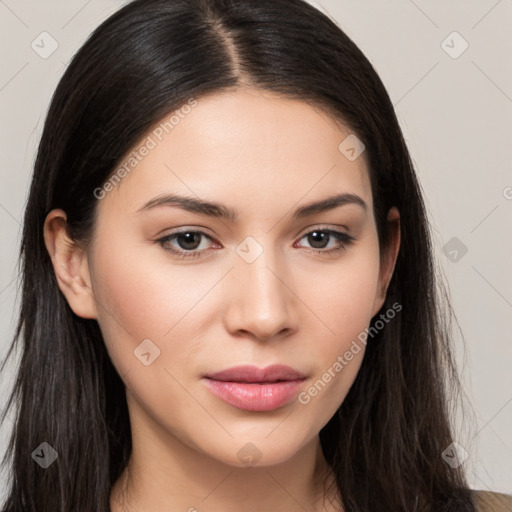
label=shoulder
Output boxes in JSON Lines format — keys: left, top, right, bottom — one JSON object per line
{"left": 472, "top": 489, "right": 512, "bottom": 511}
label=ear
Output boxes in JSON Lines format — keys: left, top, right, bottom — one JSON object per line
{"left": 371, "top": 206, "right": 401, "bottom": 317}
{"left": 43, "top": 209, "right": 98, "bottom": 319}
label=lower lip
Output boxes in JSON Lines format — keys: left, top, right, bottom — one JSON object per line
{"left": 203, "top": 378, "right": 305, "bottom": 411}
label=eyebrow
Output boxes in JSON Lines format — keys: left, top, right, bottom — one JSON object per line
{"left": 136, "top": 192, "right": 367, "bottom": 220}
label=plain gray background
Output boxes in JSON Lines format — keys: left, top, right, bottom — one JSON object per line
{"left": 0, "top": 0, "right": 511, "bottom": 500}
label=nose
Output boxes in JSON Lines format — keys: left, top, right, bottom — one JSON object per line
{"left": 223, "top": 242, "right": 299, "bottom": 342}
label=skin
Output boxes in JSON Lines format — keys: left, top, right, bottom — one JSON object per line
{"left": 44, "top": 87, "right": 400, "bottom": 512}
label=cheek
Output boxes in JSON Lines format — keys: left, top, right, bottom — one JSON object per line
{"left": 293, "top": 240, "right": 381, "bottom": 415}
{"left": 298, "top": 239, "right": 381, "bottom": 348}
{"left": 88, "top": 228, "right": 225, "bottom": 377}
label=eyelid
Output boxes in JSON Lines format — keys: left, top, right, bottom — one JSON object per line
{"left": 155, "top": 225, "right": 216, "bottom": 239}
{"left": 296, "top": 223, "right": 350, "bottom": 237}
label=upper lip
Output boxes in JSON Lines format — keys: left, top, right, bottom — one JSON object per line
{"left": 204, "top": 364, "right": 306, "bottom": 383}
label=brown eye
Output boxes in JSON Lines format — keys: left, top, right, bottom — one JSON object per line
{"left": 306, "top": 230, "right": 330, "bottom": 249}
{"left": 174, "top": 232, "right": 203, "bottom": 250}
{"left": 295, "top": 228, "right": 355, "bottom": 255}
{"left": 157, "top": 229, "right": 217, "bottom": 260}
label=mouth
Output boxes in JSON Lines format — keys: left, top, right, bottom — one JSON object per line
{"left": 202, "top": 364, "right": 307, "bottom": 412}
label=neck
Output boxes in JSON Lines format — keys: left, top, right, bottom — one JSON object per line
{"left": 110, "top": 404, "right": 341, "bottom": 512}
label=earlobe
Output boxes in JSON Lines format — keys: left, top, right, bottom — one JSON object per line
{"left": 43, "top": 209, "right": 98, "bottom": 319}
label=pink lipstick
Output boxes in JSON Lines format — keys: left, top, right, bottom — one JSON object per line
{"left": 203, "top": 364, "right": 306, "bottom": 412}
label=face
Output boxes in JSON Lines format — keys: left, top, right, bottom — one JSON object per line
{"left": 47, "top": 87, "right": 399, "bottom": 468}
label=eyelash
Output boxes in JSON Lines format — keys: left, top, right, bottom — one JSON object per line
{"left": 156, "top": 227, "right": 356, "bottom": 260}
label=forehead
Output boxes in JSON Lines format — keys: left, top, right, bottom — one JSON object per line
{"left": 97, "top": 87, "right": 372, "bottom": 219}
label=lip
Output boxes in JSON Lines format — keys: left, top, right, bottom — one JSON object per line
{"left": 203, "top": 364, "right": 307, "bottom": 412}
{"left": 205, "top": 364, "right": 306, "bottom": 383}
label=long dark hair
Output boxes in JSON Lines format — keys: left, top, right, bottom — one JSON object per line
{"left": 0, "top": 0, "right": 476, "bottom": 510}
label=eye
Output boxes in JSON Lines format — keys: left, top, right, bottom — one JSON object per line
{"left": 294, "top": 228, "right": 356, "bottom": 256}
{"left": 156, "top": 226, "right": 356, "bottom": 260}
{"left": 157, "top": 229, "right": 218, "bottom": 260}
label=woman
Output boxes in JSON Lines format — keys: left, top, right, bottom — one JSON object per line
{"left": 1, "top": 0, "right": 510, "bottom": 510}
